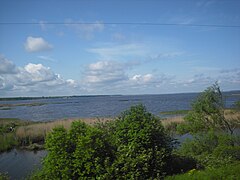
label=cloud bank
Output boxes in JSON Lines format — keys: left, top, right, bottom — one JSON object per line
{"left": 0, "top": 56, "right": 76, "bottom": 96}
{"left": 0, "top": 54, "right": 239, "bottom": 96}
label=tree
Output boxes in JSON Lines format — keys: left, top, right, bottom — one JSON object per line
{"left": 111, "top": 104, "right": 172, "bottom": 179}
{"left": 178, "top": 83, "right": 234, "bottom": 135}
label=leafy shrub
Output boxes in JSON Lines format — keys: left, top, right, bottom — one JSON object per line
{"left": 110, "top": 105, "right": 173, "bottom": 179}
{"left": 179, "top": 83, "right": 235, "bottom": 135}
{"left": 177, "top": 131, "right": 240, "bottom": 168}
{"left": 33, "top": 105, "right": 173, "bottom": 179}
{"left": 165, "top": 162, "right": 240, "bottom": 180}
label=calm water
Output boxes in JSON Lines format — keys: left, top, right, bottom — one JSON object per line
{"left": 0, "top": 149, "right": 47, "bottom": 180}
{"left": 1, "top": 92, "right": 239, "bottom": 121}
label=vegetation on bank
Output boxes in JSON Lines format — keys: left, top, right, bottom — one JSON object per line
{"left": 166, "top": 83, "right": 240, "bottom": 179}
{"left": 160, "top": 110, "right": 190, "bottom": 115}
{"left": 165, "top": 162, "right": 240, "bottom": 180}
{"left": 0, "top": 117, "right": 111, "bottom": 152}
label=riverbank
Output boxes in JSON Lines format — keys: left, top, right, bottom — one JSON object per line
{"left": 1, "top": 109, "right": 239, "bottom": 153}
{"left": 0, "top": 117, "right": 113, "bottom": 152}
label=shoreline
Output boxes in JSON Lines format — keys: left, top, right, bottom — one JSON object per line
{"left": 1, "top": 109, "right": 239, "bottom": 153}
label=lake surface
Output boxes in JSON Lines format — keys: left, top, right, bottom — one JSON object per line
{"left": 1, "top": 92, "right": 239, "bottom": 121}
{"left": 0, "top": 149, "right": 47, "bottom": 180}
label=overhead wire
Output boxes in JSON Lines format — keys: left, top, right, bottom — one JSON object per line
{"left": 0, "top": 22, "right": 240, "bottom": 28}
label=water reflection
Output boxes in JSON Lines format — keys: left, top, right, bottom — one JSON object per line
{"left": 0, "top": 149, "right": 47, "bottom": 180}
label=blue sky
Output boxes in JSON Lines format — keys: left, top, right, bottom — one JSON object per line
{"left": 0, "top": 0, "right": 240, "bottom": 96}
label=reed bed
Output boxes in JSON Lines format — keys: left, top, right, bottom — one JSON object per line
{"left": 15, "top": 118, "right": 112, "bottom": 145}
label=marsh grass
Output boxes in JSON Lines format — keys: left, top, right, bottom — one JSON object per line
{"left": 15, "top": 118, "right": 111, "bottom": 147}
{"left": 162, "top": 110, "right": 240, "bottom": 133}
{"left": 0, "top": 133, "right": 18, "bottom": 152}
{"left": 160, "top": 110, "right": 190, "bottom": 115}
{"left": 0, "top": 109, "right": 239, "bottom": 152}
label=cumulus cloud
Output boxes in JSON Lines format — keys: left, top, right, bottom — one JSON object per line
{"left": 131, "top": 74, "right": 154, "bottom": 84}
{"left": 65, "top": 19, "right": 104, "bottom": 39}
{"left": 81, "top": 60, "right": 176, "bottom": 94}
{"left": 0, "top": 56, "right": 18, "bottom": 74}
{"left": 83, "top": 61, "right": 127, "bottom": 84}
{"left": 0, "top": 55, "right": 78, "bottom": 96}
{"left": 25, "top": 36, "right": 53, "bottom": 52}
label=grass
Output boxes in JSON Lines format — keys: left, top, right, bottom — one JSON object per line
{"left": 0, "top": 133, "right": 18, "bottom": 152}
{"left": 0, "top": 172, "right": 9, "bottom": 180}
{"left": 0, "top": 118, "right": 34, "bottom": 152}
{"left": 165, "top": 161, "right": 240, "bottom": 180}
{"left": 0, "top": 117, "right": 111, "bottom": 152}
{"left": 160, "top": 110, "right": 190, "bottom": 115}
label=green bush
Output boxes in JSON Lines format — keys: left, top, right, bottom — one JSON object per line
{"left": 165, "top": 162, "right": 240, "bottom": 180}
{"left": 33, "top": 105, "right": 173, "bottom": 179}
{"left": 110, "top": 105, "right": 172, "bottom": 179}
{"left": 179, "top": 83, "right": 235, "bottom": 135}
{"left": 177, "top": 131, "right": 240, "bottom": 168}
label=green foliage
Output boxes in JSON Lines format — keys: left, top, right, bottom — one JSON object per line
{"left": 33, "top": 105, "right": 173, "bottom": 179}
{"left": 37, "top": 121, "right": 115, "bottom": 179}
{"left": 0, "top": 133, "right": 18, "bottom": 152}
{"left": 178, "top": 83, "right": 234, "bottom": 135}
{"left": 110, "top": 105, "right": 172, "bottom": 179}
{"left": 177, "top": 131, "right": 240, "bottom": 168}
{"left": 0, "top": 172, "right": 9, "bottom": 180}
{"left": 234, "top": 100, "right": 240, "bottom": 110}
{"left": 72, "top": 124, "right": 115, "bottom": 179}
{"left": 165, "top": 162, "right": 240, "bottom": 180}
{"left": 43, "top": 126, "right": 72, "bottom": 179}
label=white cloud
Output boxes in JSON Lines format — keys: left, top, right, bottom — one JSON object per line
{"left": 0, "top": 55, "right": 78, "bottom": 96}
{"left": 38, "top": 55, "right": 56, "bottom": 62}
{"left": 131, "top": 74, "right": 154, "bottom": 83}
{"left": 25, "top": 36, "right": 53, "bottom": 52}
{"left": 147, "top": 52, "right": 184, "bottom": 62}
{"left": 83, "top": 61, "right": 127, "bottom": 84}
{"left": 81, "top": 60, "right": 176, "bottom": 94}
{"left": 23, "top": 63, "right": 57, "bottom": 83}
{"left": 65, "top": 19, "right": 104, "bottom": 39}
{"left": 87, "top": 43, "right": 146, "bottom": 59}
{"left": 0, "top": 55, "right": 18, "bottom": 74}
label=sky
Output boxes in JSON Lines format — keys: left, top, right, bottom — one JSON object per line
{"left": 0, "top": 0, "right": 240, "bottom": 97}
